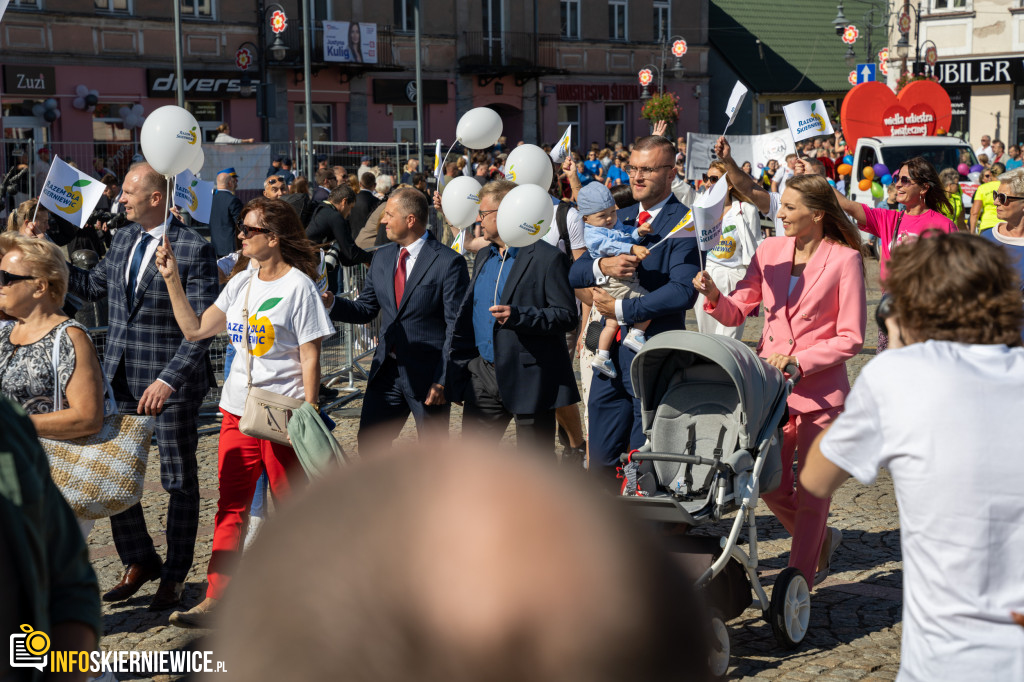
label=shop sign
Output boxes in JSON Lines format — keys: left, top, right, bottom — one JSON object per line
{"left": 935, "top": 57, "right": 1024, "bottom": 85}
{"left": 555, "top": 83, "right": 640, "bottom": 102}
{"left": 372, "top": 79, "right": 448, "bottom": 105}
{"left": 146, "top": 70, "right": 256, "bottom": 97}
{"left": 3, "top": 66, "right": 56, "bottom": 96}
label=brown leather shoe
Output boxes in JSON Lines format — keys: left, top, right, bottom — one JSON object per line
{"left": 102, "top": 558, "right": 162, "bottom": 602}
{"left": 148, "top": 579, "right": 185, "bottom": 611}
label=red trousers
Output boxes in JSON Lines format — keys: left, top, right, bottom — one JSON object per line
{"left": 207, "top": 409, "right": 306, "bottom": 599}
{"left": 761, "top": 406, "right": 841, "bottom": 588}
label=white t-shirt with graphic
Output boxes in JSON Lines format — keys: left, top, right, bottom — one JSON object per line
{"left": 707, "top": 201, "right": 761, "bottom": 269}
{"left": 215, "top": 266, "right": 334, "bottom": 416}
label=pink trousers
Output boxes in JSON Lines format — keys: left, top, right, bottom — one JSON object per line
{"left": 762, "top": 406, "right": 841, "bottom": 588}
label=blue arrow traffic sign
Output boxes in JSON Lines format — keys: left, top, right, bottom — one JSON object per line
{"left": 856, "top": 63, "right": 876, "bottom": 84}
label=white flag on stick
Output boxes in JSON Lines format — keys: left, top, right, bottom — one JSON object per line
{"left": 172, "top": 169, "right": 214, "bottom": 224}
{"left": 549, "top": 127, "right": 571, "bottom": 164}
{"left": 648, "top": 209, "right": 695, "bottom": 250}
{"left": 692, "top": 177, "right": 729, "bottom": 252}
{"left": 37, "top": 155, "right": 105, "bottom": 229}
{"left": 723, "top": 81, "right": 748, "bottom": 133}
{"left": 783, "top": 99, "right": 835, "bottom": 143}
{"left": 433, "top": 139, "right": 443, "bottom": 186}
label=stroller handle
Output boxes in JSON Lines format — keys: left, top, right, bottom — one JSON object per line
{"left": 783, "top": 362, "right": 801, "bottom": 386}
{"left": 618, "top": 451, "right": 720, "bottom": 467}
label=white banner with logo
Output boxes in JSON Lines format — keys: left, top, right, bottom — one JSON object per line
{"left": 783, "top": 99, "right": 835, "bottom": 143}
{"left": 172, "top": 169, "right": 214, "bottom": 224}
{"left": 323, "top": 22, "right": 378, "bottom": 64}
{"left": 692, "top": 176, "right": 728, "bottom": 252}
{"left": 685, "top": 131, "right": 795, "bottom": 183}
{"left": 38, "top": 156, "right": 105, "bottom": 228}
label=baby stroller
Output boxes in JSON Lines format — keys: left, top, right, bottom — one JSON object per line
{"left": 618, "top": 331, "right": 804, "bottom": 676}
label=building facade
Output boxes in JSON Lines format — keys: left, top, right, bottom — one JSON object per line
{"left": 1, "top": 0, "right": 710, "bottom": 169}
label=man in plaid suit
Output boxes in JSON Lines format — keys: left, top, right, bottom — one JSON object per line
{"left": 67, "top": 161, "right": 218, "bottom": 611}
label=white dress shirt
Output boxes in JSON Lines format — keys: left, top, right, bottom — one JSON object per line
{"left": 124, "top": 218, "right": 169, "bottom": 293}
{"left": 395, "top": 231, "right": 429, "bottom": 281}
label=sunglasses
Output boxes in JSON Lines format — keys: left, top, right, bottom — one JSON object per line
{"left": 994, "top": 192, "right": 1024, "bottom": 205}
{"left": 266, "top": 179, "right": 281, "bottom": 186}
{"left": 891, "top": 173, "right": 915, "bottom": 187}
{"left": 702, "top": 174, "right": 721, "bottom": 184}
{"left": 0, "top": 270, "right": 37, "bottom": 287}
{"left": 238, "top": 224, "right": 273, "bottom": 238}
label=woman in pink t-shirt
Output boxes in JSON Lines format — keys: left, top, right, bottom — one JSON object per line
{"left": 834, "top": 156, "right": 959, "bottom": 350}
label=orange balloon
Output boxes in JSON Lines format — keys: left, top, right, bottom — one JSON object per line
{"left": 935, "top": 127, "right": 946, "bottom": 135}
{"left": 862, "top": 166, "right": 875, "bottom": 180}
{"left": 837, "top": 163, "right": 852, "bottom": 175}
{"left": 858, "top": 178, "right": 872, "bottom": 191}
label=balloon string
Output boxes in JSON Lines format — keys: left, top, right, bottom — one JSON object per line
{"left": 493, "top": 250, "right": 508, "bottom": 307}
{"left": 438, "top": 142, "right": 456, "bottom": 189}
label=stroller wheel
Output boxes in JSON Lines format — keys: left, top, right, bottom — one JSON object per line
{"left": 769, "top": 567, "right": 810, "bottom": 649}
{"left": 707, "top": 609, "right": 730, "bottom": 678}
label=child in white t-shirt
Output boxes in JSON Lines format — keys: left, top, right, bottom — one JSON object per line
{"left": 577, "top": 182, "right": 652, "bottom": 379}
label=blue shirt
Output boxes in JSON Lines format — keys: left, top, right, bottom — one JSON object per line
{"left": 1006, "top": 159, "right": 1023, "bottom": 171}
{"left": 607, "top": 165, "right": 626, "bottom": 186}
{"left": 583, "top": 220, "right": 642, "bottom": 259}
{"left": 982, "top": 228, "right": 1024, "bottom": 290}
{"left": 583, "top": 159, "right": 602, "bottom": 180}
{"left": 472, "top": 244, "right": 519, "bottom": 362}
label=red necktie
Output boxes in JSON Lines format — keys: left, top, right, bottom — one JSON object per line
{"left": 394, "top": 248, "right": 409, "bottom": 307}
{"left": 636, "top": 210, "right": 652, "bottom": 227}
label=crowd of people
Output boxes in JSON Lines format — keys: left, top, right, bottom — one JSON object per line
{"left": 2, "top": 121, "right": 1024, "bottom": 682}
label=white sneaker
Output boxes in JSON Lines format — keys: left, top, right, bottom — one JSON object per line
{"left": 243, "top": 516, "right": 265, "bottom": 552}
{"left": 622, "top": 328, "right": 647, "bottom": 353}
{"left": 591, "top": 356, "right": 617, "bottom": 378}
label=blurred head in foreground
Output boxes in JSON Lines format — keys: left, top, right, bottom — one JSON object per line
{"left": 212, "top": 442, "right": 711, "bottom": 682}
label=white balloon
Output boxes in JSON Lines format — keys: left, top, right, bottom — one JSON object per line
{"left": 440, "top": 176, "right": 483, "bottom": 229}
{"left": 118, "top": 106, "right": 131, "bottom": 119}
{"left": 496, "top": 184, "right": 555, "bottom": 248}
{"left": 131, "top": 104, "right": 145, "bottom": 116}
{"left": 31, "top": 104, "right": 45, "bottom": 118}
{"left": 140, "top": 105, "right": 201, "bottom": 177}
{"left": 456, "top": 107, "right": 502, "bottom": 150}
{"left": 73, "top": 97, "right": 86, "bottom": 110}
{"left": 504, "top": 144, "right": 553, "bottom": 190}
{"left": 967, "top": 171, "right": 981, "bottom": 184}
{"left": 188, "top": 145, "right": 205, "bottom": 176}
{"left": 75, "top": 84, "right": 89, "bottom": 97}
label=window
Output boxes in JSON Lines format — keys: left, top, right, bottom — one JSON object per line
{"left": 395, "top": 0, "right": 415, "bottom": 32}
{"left": 92, "top": 103, "right": 133, "bottom": 143}
{"left": 609, "top": 1, "right": 627, "bottom": 41}
{"left": 8, "top": 0, "right": 40, "bottom": 9}
{"left": 558, "top": 104, "right": 579, "bottom": 150}
{"left": 180, "top": 0, "right": 212, "bottom": 19}
{"left": 185, "top": 101, "right": 223, "bottom": 143}
{"left": 392, "top": 105, "right": 417, "bottom": 143}
{"left": 605, "top": 105, "right": 625, "bottom": 145}
{"left": 295, "top": 103, "right": 333, "bottom": 143}
{"left": 560, "top": 0, "right": 580, "bottom": 40}
{"left": 653, "top": 1, "right": 670, "bottom": 43}
{"left": 94, "top": 0, "right": 128, "bottom": 11}
{"left": 931, "top": 0, "right": 967, "bottom": 10}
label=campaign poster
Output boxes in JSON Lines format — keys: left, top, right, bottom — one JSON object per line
{"left": 324, "top": 21, "right": 378, "bottom": 64}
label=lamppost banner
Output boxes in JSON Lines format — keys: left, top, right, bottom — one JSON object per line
{"left": 323, "top": 22, "right": 378, "bottom": 64}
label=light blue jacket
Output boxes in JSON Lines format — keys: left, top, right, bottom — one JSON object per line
{"left": 584, "top": 220, "right": 643, "bottom": 258}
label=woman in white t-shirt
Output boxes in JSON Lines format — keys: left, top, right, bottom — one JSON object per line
{"left": 803, "top": 232, "right": 1024, "bottom": 681}
{"left": 693, "top": 160, "right": 762, "bottom": 339}
{"left": 154, "top": 197, "right": 334, "bottom": 628}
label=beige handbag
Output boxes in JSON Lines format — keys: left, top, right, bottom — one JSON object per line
{"left": 237, "top": 271, "right": 304, "bottom": 445}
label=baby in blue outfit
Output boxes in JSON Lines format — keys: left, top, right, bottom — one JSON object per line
{"left": 578, "top": 182, "right": 651, "bottom": 378}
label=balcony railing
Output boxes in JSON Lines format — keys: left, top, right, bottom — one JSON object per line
{"left": 459, "top": 31, "right": 564, "bottom": 77}
{"left": 272, "top": 23, "right": 400, "bottom": 70}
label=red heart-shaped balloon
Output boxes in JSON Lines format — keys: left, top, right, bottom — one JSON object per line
{"left": 840, "top": 80, "right": 952, "bottom": 149}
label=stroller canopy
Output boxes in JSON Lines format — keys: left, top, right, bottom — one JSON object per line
{"left": 630, "top": 331, "right": 787, "bottom": 449}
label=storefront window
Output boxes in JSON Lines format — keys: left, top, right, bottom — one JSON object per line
{"left": 558, "top": 104, "right": 579, "bottom": 151}
{"left": 392, "top": 105, "right": 417, "bottom": 143}
{"left": 295, "top": 103, "right": 333, "bottom": 142}
{"left": 605, "top": 105, "right": 625, "bottom": 145}
{"left": 95, "top": 0, "right": 129, "bottom": 11}
{"left": 186, "top": 101, "right": 223, "bottom": 142}
{"left": 93, "top": 103, "right": 133, "bottom": 143}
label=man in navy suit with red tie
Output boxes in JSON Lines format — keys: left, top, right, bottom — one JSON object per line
{"left": 329, "top": 188, "right": 469, "bottom": 453}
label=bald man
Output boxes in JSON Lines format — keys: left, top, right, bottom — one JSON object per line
{"left": 66, "top": 161, "right": 219, "bottom": 612}
{"left": 212, "top": 443, "right": 712, "bottom": 681}
{"left": 209, "top": 171, "right": 243, "bottom": 257}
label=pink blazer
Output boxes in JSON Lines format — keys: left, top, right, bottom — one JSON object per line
{"left": 706, "top": 237, "right": 866, "bottom": 414}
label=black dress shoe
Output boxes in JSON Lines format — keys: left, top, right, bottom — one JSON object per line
{"left": 148, "top": 579, "right": 185, "bottom": 611}
{"left": 102, "top": 558, "right": 162, "bottom": 602}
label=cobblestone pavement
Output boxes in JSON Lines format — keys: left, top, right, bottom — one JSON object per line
{"left": 86, "top": 258, "right": 901, "bottom": 680}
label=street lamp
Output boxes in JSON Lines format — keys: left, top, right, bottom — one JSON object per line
{"left": 638, "top": 64, "right": 659, "bottom": 100}
{"left": 833, "top": 1, "right": 848, "bottom": 35}
{"left": 832, "top": 1, "right": 890, "bottom": 71}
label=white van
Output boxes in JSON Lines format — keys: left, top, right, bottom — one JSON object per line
{"left": 847, "top": 136, "right": 980, "bottom": 206}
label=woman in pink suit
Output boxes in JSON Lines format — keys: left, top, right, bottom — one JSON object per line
{"left": 693, "top": 174, "right": 867, "bottom": 588}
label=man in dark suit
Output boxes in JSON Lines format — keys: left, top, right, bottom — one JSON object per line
{"left": 306, "top": 185, "right": 372, "bottom": 266}
{"left": 329, "top": 187, "right": 468, "bottom": 454}
{"left": 451, "top": 180, "right": 579, "bottom": 455}
{"left": 67, "top": 161, "right": 219, "bottom": 611}
{"left": 311, "top": 168, "right": 336, "bottom": 204}
{"left": 569, "top": 134, "right": 700, "bottom": 487}
{"left": 347, "top": 172, "right": 381, "bottom": 242}
{"left": 209, "top": 168, "right": 243, "bottom": 257}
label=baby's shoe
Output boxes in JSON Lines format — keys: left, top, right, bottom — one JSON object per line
{"left": 591, "top": 355, "right": 617, "bottom": 378}
{"left": 622, "top": 328, "right": 647, "bottom": 353}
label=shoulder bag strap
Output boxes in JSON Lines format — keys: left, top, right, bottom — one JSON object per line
{"left": 242, "top": 270, "right": 256, "bottom": 390}
{"left": 889, "top": 211, "right": 904, "bottom": 253}
{"left": 51, "top": 321, "right": 118, "bottom": 416}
